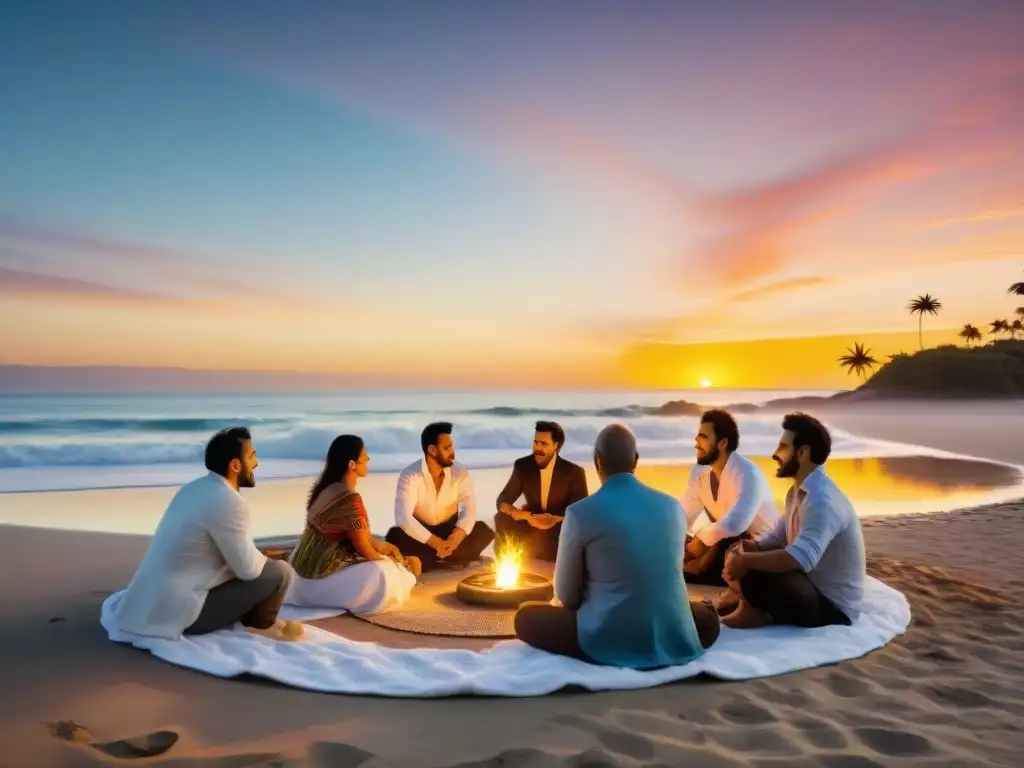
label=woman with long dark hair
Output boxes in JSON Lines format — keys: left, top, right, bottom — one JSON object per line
{"left": 286, "top": 435, "right": 419, "bottom": 613}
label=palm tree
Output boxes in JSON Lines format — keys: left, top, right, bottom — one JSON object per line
{"left": 907, "top": 294, "right": 942, "bottom": 350}
{"left": 1011, "top": 319, "right": 1023, "bottom": 340}
{"left": 838, "top": 342, "right": 880, "bottom": 382}
{"left": 958, "top": 323, "right": 982, "bottom": 347}
{"left": 990, "top": 319, "right": 1010, "bottom": 338}
{"left": 1016, "top": 306, "right": 1024, "bottom": 321}
{"left": 1009, "top": 273, "right": 1024, "bottom": 296}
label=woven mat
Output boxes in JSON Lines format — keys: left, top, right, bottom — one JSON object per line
{"left": 355, "top": 562, "right": 555, "bottom": 638}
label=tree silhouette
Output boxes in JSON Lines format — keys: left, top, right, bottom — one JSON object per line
{"left": 907, "top": 294, "right": 942, "bottom": 350}
{"left": 838, "top": 342, "right": 880, "bottom": 382}
{"left": 1009, "top": 273, "right": 1024, "bottom": 296}
{"left": 990, "top": 319, "right": 1010, "bottom": 338}
{"left": 958, "top": 323, "right": 982, "bottom": 347}
{"left": 1011, "top": 319, "right": 1023, "bottom": 340}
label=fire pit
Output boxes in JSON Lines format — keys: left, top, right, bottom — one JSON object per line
{"left": 455, "top": 539, "right": 553, "bottom": 608}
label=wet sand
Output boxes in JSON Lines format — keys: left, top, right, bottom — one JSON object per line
{"left": 0, "top": 403, "right": 1023, "bottom": 766}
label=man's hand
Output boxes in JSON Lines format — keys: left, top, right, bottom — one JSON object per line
{"left": 445, "top": 527, "right": 468, "bottom": 552}
{"left": 498, "top": 503, "right": 515, "bottom": 517}
{"left": 427, "top": 535, "right": 447, "bottom": 554}
{"left": 436, "top": 541, "right": 454, "bottom": 559}
{"left": 528, "top": 513, "right": 561, "bottom": 530}
{"left": 723, "top": 549, "right": 748, "bottom": 583}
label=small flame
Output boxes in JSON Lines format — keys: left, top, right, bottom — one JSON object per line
{"left": 494, "top": 539, "right": 523, "bottom": 589}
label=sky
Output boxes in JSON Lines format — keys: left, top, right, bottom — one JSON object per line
{"left": 1, "top": 1, "right": 1022, "bottom": 390}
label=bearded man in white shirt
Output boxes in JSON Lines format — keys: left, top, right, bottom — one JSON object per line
{"left": 681, "top": 409, "right": 779, "bottom": 597}
{"left": 386, "top": 421, "right": 495, "bottom": 572}
{"left": 112, "top": 427, "right": 300, "bottom": 641}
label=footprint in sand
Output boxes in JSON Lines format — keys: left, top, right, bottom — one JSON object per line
{"left": 790, "top": 714, "right": 848, "bottom": 750}
{"left": 549, "top": 714, "right": 654, "bottom": 761}
{"left": 853, "top": 726, "right": 933, "bottom": 757}
{"left": 307, "top": 741, "right": 381, "bottom": 767}
{"left": 47, "top": 721, "right": 179, "bottom": 759}
{"left": 926, "top": 683, "right": 996, "bottom": 709}
{"left": 716, "top": 699, "right": 778, "bottom": 725}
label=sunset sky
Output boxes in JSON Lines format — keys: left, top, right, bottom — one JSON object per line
{"left": 1, "top": 1, "right": 1022, "bottom": 390}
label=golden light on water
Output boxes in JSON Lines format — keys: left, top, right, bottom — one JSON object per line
{"left": 494, "top": 539, "right": 524, "bottom": 589}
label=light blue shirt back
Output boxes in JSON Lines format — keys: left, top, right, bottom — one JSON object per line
{"left": 554, "top": 473, "right": 705, "bottom": 669}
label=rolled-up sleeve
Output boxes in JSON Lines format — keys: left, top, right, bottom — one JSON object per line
{"left": 208, "top": 497, "right": 266, "bottom": 581}
{"left": 553, "top": 506, "right": 585, "bottom": 609}
{"left": 395, "top": 470, "right": 432, "bottom": 544}
{"left": 755, "top": 515, "right": 788, "bottom": 551}
{"left": 696, "top": 462, "right": 764, "bottom": 546}
{"left": 786, "top": 497, "right": 843, "bottom": 572}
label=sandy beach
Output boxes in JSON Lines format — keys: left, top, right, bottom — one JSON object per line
{"left": 1, "top": 404, "right": 1023, "bottom": 767}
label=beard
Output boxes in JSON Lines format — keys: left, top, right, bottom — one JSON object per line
{"left": 696, "top": 444, "right": 720, "bottom": 466}
{"left": 238, "top": 469, "right": 256, "bottom": 488}
{"left": 534, "top": 452, "right": 555, "bottom": 469}
{"left": 774, "top": 454, "right": 800, "bottom": 478}
{"left": 439, "top": 454, "right": 455, "bottom": 468}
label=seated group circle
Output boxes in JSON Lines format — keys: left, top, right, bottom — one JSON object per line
{"left": 110, "top": 409, "right": 866, "bottom": 670}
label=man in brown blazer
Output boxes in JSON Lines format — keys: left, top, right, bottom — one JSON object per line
{"left": 495, "top": 421, "right": 589, "bottom": 561}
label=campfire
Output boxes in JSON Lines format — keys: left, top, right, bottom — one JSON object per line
{"left": 454, "top": 537, "right": 553, "bottom": 607}
{"left": 493, "top": 539, "right": 524, "bottom": 589}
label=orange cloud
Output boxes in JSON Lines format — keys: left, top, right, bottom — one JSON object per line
{"left": 0, "top": 217, "right": 323, "bottom": 312}
{"left": 726, "top": 276, "right": 832, "bottom": 303}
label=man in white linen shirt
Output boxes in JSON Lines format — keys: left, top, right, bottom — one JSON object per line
{"left": 722, "top": 412, "right": 866, "bottom": 629}
{"left": 681, "top": 409, "right": 779, "bottom": 595}
{"left": 112, "top": 427, "right": 299, "bottom": 641}
{"left": 386, "top": 421, "right": 495, "bottom": 572}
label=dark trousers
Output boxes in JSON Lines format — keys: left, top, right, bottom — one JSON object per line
{"left": 494, "top": 512, "right": 561, "bottom": 562}
{"left": 514, "top": 600, "right": 721, "bottom": 665}
{"left": 185, "top": 559, "right": 291, "bottom": 635}
{"left": 683, "top": 535, "right": 743, "bottom": 586}
{"left": 739, "top": 570, "right": 851, "bottom": 628}
{"left": 385, "top": 516, "right": 494, "bottom": 572}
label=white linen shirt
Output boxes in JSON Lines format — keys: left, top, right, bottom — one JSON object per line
{"left": 394, "top": 458, "right": 477, "bottom": 544}
{"left": 756, "top": 465, "right": 866, "bottom": 621}
{"left": 681, "top": 452, "right": 780, "bottom": 546}
{"left": 112, "top": 472, "right": 268, "bottom": 640}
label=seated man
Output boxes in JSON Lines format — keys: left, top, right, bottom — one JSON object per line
{"left": 386, "top": 421, "right": 495, "bottom": 572}
{"left": 722, "top": 412, "right": 865, "bottom": 629}
{"left": 112, "top": 427, "right": 300, "bottom": 641}
{"left": 495, "top": 420, "right": 589, "bottom": 561}
{"left": 681, "top": 409, "right": 779, "bottom": 595}
{"left": 515, "top": 423, "right": 720, "bottom": 669}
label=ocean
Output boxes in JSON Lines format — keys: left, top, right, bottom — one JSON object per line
{"left": 0, "top": 389, "right": 935, "bottom": 494}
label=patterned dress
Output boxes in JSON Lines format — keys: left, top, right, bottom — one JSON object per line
{"left": 290, "top": 484, "right": 411, "bottom": 580}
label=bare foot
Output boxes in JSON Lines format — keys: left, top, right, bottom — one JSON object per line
{"left": 713, "top": 587, "right": 740, "bottom": 615}
{"left": 405, "top": 556, "right": 422, "bottom": 578}
{"left": 246, "top": 619, "right": 304, "bottom": 641}
{"left": 721, "top": 600, "right": 772, "bottom": 629}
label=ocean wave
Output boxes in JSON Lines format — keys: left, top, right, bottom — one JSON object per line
{"left": 0, "top": 416, "right": 289, "bottom": 434}
{"left": 0, "top": 414, "right": 897, "bottom": 469}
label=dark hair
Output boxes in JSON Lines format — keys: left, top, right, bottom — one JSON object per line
{"left": 204, "top": 427, "right": 251, "bottom": 478}
{"left": 700, "top": 409, "right": 739, "bottom": 453}
{"left": 782, "top": 412, "right": 832, "bottom": 464}
{"left": 535, "top": 420, "right": 565, "bottom": 447}
{"left": 421, "top": 421, "right": 453, "bottom": 454}
{"left": 307, "top": 434, "right": 364, "bottom": 509}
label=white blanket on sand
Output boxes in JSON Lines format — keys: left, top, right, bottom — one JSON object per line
{"left": 100, "top": 576, "right": 909, "bottom": 698}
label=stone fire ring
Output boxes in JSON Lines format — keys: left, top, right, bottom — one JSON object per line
{"left": 455, "top": 572, "right": 554, "bottom": 608}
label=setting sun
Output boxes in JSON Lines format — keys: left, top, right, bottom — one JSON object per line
{"left": 700, "top": 379, "right": 713, "bottom": 388}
